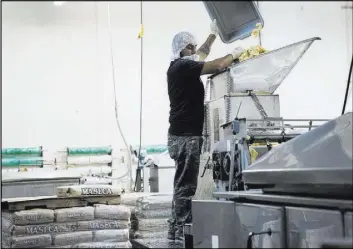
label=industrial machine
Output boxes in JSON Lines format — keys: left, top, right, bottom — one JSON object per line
{"left": 201, "top": 36, "right": 330, "bottom": 192}
{"left": 199, "top": 1, "right": 332, "bottom": 193}
{"left": 192, "top": 112, "right": 352, "bottom": 248}
{"left": 192, "top": 2, "right": 353, "bottom": 246}
{"left": 192, "top": 2, "right": 352, "bottom": 247}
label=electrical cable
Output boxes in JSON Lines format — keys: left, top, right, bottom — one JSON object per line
{"left": 341, "top": 55, "right": 353, "bottom": 115}
{"left": 106, "top": 3, "right": 133, "bottom": 191}
{"left": 134, "top": 0, "right": 144, "bottom": 192}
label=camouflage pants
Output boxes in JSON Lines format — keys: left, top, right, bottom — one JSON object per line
{"left": 167, "top": 133, "right": 203, "bottom": 235}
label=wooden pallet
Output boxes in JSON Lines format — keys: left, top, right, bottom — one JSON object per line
{"left": 1, "top": 195, "right": 121, "bottom": 211}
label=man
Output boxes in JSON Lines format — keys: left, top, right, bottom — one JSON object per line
{"left": 166, "top": 19, "right": 245, "bottom": 241}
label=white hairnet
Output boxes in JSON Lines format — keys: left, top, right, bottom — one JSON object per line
{"left": 171, "top": 31, "right": 198, "bottom": 61}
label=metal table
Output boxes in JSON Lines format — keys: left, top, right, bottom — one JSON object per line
{"left": 1, "top": 176, "right": 81, "bottom": 199}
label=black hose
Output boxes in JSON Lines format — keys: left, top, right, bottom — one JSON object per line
{"left": 341, "top": 55, "right": 353, "bottom": 115}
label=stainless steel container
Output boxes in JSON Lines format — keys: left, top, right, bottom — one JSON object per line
{"left": 1, "top": 177, "right": 81, "bottom": 198}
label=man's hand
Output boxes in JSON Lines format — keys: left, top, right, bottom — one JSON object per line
{"left": 210, "top": 19, "right": 219, "bottom": 37}
{"left": 231, "top": 47, "right": 246, "bottom": 60}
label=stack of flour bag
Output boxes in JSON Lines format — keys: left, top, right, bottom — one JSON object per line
{"left": 120, "top": 193, "right": 173, "bottom": 240}
{"left": 1, "top": 204, "right": 132, "bottom": 248}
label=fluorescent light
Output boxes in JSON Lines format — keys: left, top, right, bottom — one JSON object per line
{"left": 54, "top": 1, "right": 65, "bottom": 6}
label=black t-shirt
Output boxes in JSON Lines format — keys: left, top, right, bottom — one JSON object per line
{"left": 167, "top": 58, "right": 205, "bottom": 136}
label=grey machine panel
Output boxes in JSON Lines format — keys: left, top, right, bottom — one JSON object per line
{"left": 192, "top": 200, "right": 237, "bottom": 248}
{"left": 243, "top": 112, "right": 353, "bottom": 197}
{"left": 345, "top": 212, "right": 353, "bottom": 238}
{"left": 234, "top": 203, "right": 284, "bottom": 248}
{"left": 286, "top": 207, "right": 344, "bottom": 248}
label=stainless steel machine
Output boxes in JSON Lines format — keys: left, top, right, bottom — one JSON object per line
{"left": 192, "top": 112, "right": 353, "bottom": 248}
{"left": 201, "top": 35, "right": 332, "bottom": 192}
{"left": 194, "top": 11, "right": 352, "bottom": 246}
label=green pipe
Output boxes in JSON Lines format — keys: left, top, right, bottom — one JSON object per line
{"left": 133, "top": 145, "right": 168, "bottom": 154}
{"left": 2, "top": 147, "right": 42, "bottom": 156}
{"left": 145, "top": 146, "right": 168, "bottom": 154}
{"left": 1, "top": 157, "right": 43, "bottom": 167}
{"left": 67, "top": 146, "right": 112, "bottom": 155}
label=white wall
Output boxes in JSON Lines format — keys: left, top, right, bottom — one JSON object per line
{"left": 256, "top": 1, "right": 353, "bottom": 117}
{"left": 2, "top": 1, "right": 352, "bottom": 152}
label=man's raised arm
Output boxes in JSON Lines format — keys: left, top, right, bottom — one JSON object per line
{"left": 196, "top": 34, "right": 217, "bottom": 61}
{"left": 196, "top": 19, "right": 218, "bottom": 61}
